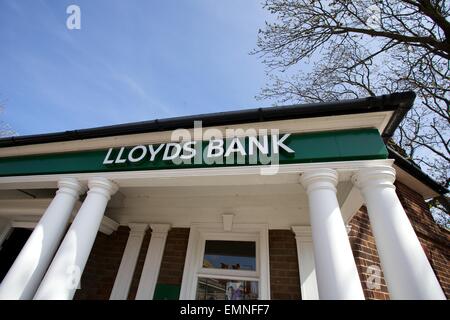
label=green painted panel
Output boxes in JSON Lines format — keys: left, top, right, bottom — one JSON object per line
{"left": 153, "top": 284, "right": 180, "bottom": 300}
{"left": 0, "top": 129, "right": 387, "bottom": 177}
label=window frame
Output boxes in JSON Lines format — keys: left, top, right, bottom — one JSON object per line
{"left": 179, "top": 223, "right": 270, "bottom": 300}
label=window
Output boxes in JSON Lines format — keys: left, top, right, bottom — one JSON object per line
{"left": 179, "top": 224, "right": 270, "bottom": 300}
{"left": 203, "top": 240, "right": 256, "bottom": 271}
{"left": 196, "top": 278, "right": 258, "bottom": 300}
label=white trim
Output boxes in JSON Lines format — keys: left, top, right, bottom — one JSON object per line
{"left": 291, "top": 226, "right": 319, "bottom": 300}
{"left": 110, "top": 223, "right": 148, "bottom": 300}
{"left": 98, "top": 216, "right": 119, "bottom": 235}
{"left": 135, "top": 224, "right": 171, "bottom": 300}
{"left": 340, "top": 186, "right": 364, "bottom": 223}
{"left": 222, "top": 214, "right": 234, "bottom": 232}
{"left": 179, "top": 223, "right": 270, "bottom": 300}
{"left": 0, "top": 159, "right": 394, "bottom": 190}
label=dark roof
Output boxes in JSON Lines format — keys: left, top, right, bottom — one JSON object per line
{"left": 0, "top": 91, "right": 415, "bottom": 148}
{"left": 0, "top": 90, "right": 446, "bottom": 195}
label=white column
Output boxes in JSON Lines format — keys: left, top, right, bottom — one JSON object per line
{"left": 135, "top": 224, "right": 171, "bottom": 300}
{"left": 353, "top": 166, "right": 445, "bottom": 300}
{"left": 291, "top": 226, "right": 319, "bottom": 300}
{"left": 300, "top": 169, "right": 364, "bottom": 300}
{"left": 33, "top": 177, "right": 118, "bottom": 300}
{"left": 109, "top": 223, "right": 148, "bottom": 300}
{"left": 0, "top": 178, "right": 83, "bottom": 300}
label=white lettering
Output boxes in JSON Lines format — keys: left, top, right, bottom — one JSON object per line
{"left": 163, "top": 143, "right": 182, "bottom": 160}
{"left": 180, "top": 141, "right": 197, "bottom": 160}
{"left": 248, "top": 135, "right": 269, "bottom": 156}
{"left": 272, "top": 134, "right": 294, "bottom": 154}
{"left": 103, "top": 148, "right": 115, "bottom": 164}
{"left": 148, "top": 144, "right": 165, "bottom": 161}
{"left": 207, "top": 139, "right": 224, "bottom": 157}
{"left": 224, "top": 137, "right": 246, "bottom": 157}
{"left": 115, "top": 147, "right": 127, "bottom": 163}
{"left": 128, "top": 145, "right": 147, "bottom": 162}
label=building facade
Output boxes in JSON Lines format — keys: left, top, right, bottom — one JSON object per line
{"left": 0, "top": 92, "right": 448, "bottom": 300}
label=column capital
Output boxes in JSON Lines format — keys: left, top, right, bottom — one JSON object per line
{"left": 291, "top": 226, "right": 312, "bottom": 241}
{"left": 352, "top": 166, "right": 396, "bottom": 191}
{"left": 150, "top": 223, "right": 171, "bottom": 234}
{"left": 128, "top": 223, "right": 149, "bottom": 236}
{"left": 300, "top": 169, "right": 338, "bottom": 194}
{"left": 56, "top": 178, "right": 85, "bottom": 198}
{"left": 87, "top": 177, "right": 119, "bottom": 200}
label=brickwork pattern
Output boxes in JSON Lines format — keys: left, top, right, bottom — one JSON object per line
{"left": 268, "top": 230, "right": 301, "bottom": 299}
{"left": 74, "top": 226, "right": 129, "bottom": 300}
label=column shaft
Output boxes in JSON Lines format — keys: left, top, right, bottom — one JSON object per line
{"left": 353, "top": 166, "right": 445, "bottom": 299}
{"left": 301, "top": 169, "right": 364, "bottom": 300}
{"left": 135, "top": 224, "right": 171, "bottom": 300}
{"left": 33, "top": 177, "right": 118, "bottom": 300}
{"left": 110, "top": 223, "right": 148, "bottom": 300}
{"left": 292, "top": 226, "right": 319, "bottom": 300}
{"left": 0, "top": 178, "right": 83, "bottom": 300}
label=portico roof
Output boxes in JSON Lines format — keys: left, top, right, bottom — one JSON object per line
{"left": 0, "top": 91, "right": 446, "bottom": 196}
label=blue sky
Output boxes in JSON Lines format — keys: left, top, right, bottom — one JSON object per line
{"left": 0, "top": 0, "right": 276, "bottom": 136}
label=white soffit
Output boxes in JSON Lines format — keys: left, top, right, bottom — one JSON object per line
{"left": 394, "top": 165, "right": 439, "bottom": 200}
{"left": 0, "top": 111, "right": 394, "bottom": 157}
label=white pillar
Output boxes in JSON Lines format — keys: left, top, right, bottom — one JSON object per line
{"left": 353, "top": 166, "right": 445, "bottom": 300}
{"left": 33, "top": 177, "right": 118, "bottom": 300}
{"left": 300, "top": 169, "right": 365, "bottom": 300}
{"left": 109, "top": 223, "right": 149, "bottom": 300}
{"left": 135, "top": 224, "right": 171, "bottom": 300}
{"left": 291, "top": 226, "right": 319, "bottom": 300}
{"left": 0, "top": 178, "right": 83, "bottom": 300}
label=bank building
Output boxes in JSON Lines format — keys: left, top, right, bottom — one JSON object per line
{"left": 0, "top": 91, "right": 448, "bottom": 300}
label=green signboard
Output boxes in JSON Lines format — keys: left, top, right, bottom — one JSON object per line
{"left": 0, "top": 129, "right": 387, "bottom": 177}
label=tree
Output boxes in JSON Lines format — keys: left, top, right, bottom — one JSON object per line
{"left": 0, "top": 103, "right": 16, "bottom": 138}
{"left": 253, "top": 0, "right": 449, "bottom": 227}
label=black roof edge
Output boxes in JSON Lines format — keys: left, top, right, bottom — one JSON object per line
{"left": 378, "top": 91, "right": 449, "bottom": 196}
{"left": 0, "top": 91, "right": 415, "bottom": 148}
{"left": 380, "top": 91, "right": 416, "bottom": 139}
{"left": 387, "top": 146, "right": 449, "bottom": 195}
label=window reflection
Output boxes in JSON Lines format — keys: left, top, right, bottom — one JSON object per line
{"left": 203, "top": 240, "right": 256, "bottom": 271}
{"left": 196, "top": 278, "right": 258, "bottom": 300}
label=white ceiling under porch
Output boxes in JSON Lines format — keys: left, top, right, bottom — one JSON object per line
{"left": 0, "top": 160, "right": 375, "bottom": 230}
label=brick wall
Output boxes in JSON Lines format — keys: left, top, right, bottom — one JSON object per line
{"left": 74, "top": 226, "right": 129, "bottom": 300}
{"left": 268, "top": 230, "right": 301, "bottom": 299}
{"left": 348, "top": 181, "right": 450, "bottom": 300}
{"left": 156, "top": 228, "right": 190, "bottom": 287}
{"left": 348, "top": 207, "right": 390, "bottom": 299}
{"left": 74, "top": 227, "right": 189, "bottom": 300}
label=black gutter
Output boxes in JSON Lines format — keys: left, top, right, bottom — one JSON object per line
{"left": 0, "top": 91, "right": 415, "bottom": 148}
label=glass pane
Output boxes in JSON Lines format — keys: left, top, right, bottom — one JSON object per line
{"left": 203, "top": 240, "right": 256, "bottom": 271}
{"left": 196, "top": 277, "right": 258, "bottom": 300}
